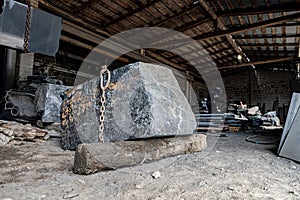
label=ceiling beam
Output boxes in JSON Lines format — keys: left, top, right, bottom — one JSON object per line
{"left": 219, "top": 56, "right": 294, "bottom": 70}
{"left": 193, "top": 12, "right": 300, "bottom": 41}
{"left": 226, "top": 22, "right": 300, "bottom": 29}
{"left": 60, "top": 35, "right": 129, "bottom": 63}
{"left": 197, "top": 0, "right": 244, "bottom": 57}
{"left": 244, "top": 50, "right": 296, "bottom": 55}
{"left": 62, "top": 21, "right": 155, "bottom": 63}
{"left": 217, "top": 3, "right": 300, "bottom": 17}
{"left": 151, "top": 2, "right": 200, "bottom": 27}
{"left": 239, "top": 43, "right": 299, "bottom": 47}
{"left": 73, "top": 0, "right": 98, "bottom": 13}
{"left": 209, "top": 47, "right": 233, "bottom": 56}
{"left": 233, "top": 34, "right": 300, "bottom": 39}
{"left": 39, "top": 0, "right": 205, "bottom": 79}
{"left": 147, "top": 17, "right": 211, "bottom": 45}
{"left": 203, "top": 40, "right": 227, "bottom": 49}
{"left": 104, "top": 0, "right": 162, "bottom": 27}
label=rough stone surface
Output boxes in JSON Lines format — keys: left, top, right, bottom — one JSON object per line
{"left": 61, "top": 62, "right": 196, "bottom": 150}
{"left": 35, "top": 83, "right": 72, "bottom": 123}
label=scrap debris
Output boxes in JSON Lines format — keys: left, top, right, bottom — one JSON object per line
{"left": 0, "top": 120, "right": 50, "bottom": 145}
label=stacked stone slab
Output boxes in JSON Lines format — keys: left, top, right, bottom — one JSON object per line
{"left": 61, "top": 62, "right": 196, "bottom": 150}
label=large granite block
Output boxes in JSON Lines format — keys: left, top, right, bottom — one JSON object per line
{"left": 35, "top": 83, "right": 72, "bottom": 123}
{"left": 61, "top": 62, "right": 196, "bottom": 150}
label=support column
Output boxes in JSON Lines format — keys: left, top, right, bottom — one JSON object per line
{"left": 18, "top": 53, "right": 34, "bottom": 85}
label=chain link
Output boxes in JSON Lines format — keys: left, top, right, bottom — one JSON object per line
{"left": 98, "top": 65, "right": 111, "bottom": 142}
{"left": 23, "top": 0, "right": 31, "bottom": 53}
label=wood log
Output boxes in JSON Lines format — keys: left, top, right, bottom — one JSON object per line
{"left": 73, "top": 134, "right": 206, "bottom": 175}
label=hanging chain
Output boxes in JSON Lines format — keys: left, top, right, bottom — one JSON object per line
{"left": 23, "top": 0, "right": 31, "bottom": 53}
{"left": 98, "top": 65, "right": 111, "bottom": 142}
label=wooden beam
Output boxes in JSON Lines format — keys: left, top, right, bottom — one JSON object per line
{"left": 60, "top": 35, "right": 129, "bottom": 63}
{"left": 147, "top": 17, "right": 211, "bottom": 45}
{"left": 209, "top": 47, "right": 233, "bottom": 56}
{"left": 233, "top": 34, "right": 300, "bottom": 39}
{"left": 73, "top": 134, "right": 207, "bottom": 175}
{"left": 62, "top": 21, "right": 155, "bottom": 64}
{"left": 62, "top": 21, "right": 197, "bottom": 75}
{"left": 104, "top": 0, "right": 162, "bottom": 26}
{"left": 239, "top": 43, "right": 298, "bottom": 47}
{"left": 38, "top": 0, "right": 110, "bottom": 37}
{"left": 226, "top": 22, "right": 300, "bottom": 29}
{"left": 39, "top": 1, "right": 202, "bottom": 79}
{"left": 197, "top": 0, "right": 244, "bottom": 56}
{"left": 219, "top": 56, "right": 294, "bottom": 70}
{"left": 193, "top": 12, "right": 300, "bottom": 41}
{"left": 203, "top": 40, "right": 227, "bottom": 49}
{"left": 244, "top": 50, "right": 296, "bottom": 54}
{"left": 217, "top": 3, "right": 300, "bottom": 17}
{"left": 73, "top": 0, "right": 98, "bottom": 13}
{"left": 151, "top": 2, "right": 200, "bottom": 27}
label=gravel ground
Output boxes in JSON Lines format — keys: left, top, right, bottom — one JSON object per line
{"left": 0, "top": 131, "right": 299, "bottom": 200}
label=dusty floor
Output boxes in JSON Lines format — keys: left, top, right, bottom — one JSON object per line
{"left": 0, "top": 131, "right": 299, "bottom": 200}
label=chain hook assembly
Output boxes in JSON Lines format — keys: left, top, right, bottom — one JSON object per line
{"left": 98, "top": 65, "right": 111, "bottom": 142}
{"left": 23, "top": 0, "right": 31, "bottom": 53}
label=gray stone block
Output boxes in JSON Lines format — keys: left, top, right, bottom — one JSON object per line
{"left": 61, "top": 62, "right": 196, "bottom": 150}
{"left": 35, "top": 83, "right": 72, "bottom": 123}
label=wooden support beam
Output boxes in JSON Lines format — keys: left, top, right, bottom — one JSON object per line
{"left": 73, "top": 0, "right": 98, "bottom": 13}
{"left": 239, "top": 43, "right": 298, "bottom": 47}
{"left": 193, "top": 12, "right": 300, "bottom": 41}
{"left": 226, "top": 22, "right": 300, "bottom": 29}
{"left": 62, "top": 21, "right": 155, "bottom": 64}
{"left": 209, "top": 47, "right": 233, "bottom": 56}
{"left": 39, "top": 1, "right": 203, "bottom": 79}
{"left": 60, "top": 35, "right": 129, "bottom": 63}
{"left": 219, "top": 56, "right": 294, "bottom": 70}
{"left": 147, "top": 17, "right": 211, "bottom": 46}
{"left": 217, "top": 3, "right": 300, "bottom": 17}
{"left": 151, "top": 2, "right": 200, "bottom": 27}
{"left": 244, "top": 50, "right": 296, "bottom": 54}
{"left": 233, "top": 34, "right": 300, "bottom": 39}
{"left": 73, "top": 134, "right": 207, "bottom": 175}
{"left": 104, "top": 0, "right": 162, "bottom": 26}
{"left": 197, "top": 0, "right": 243, "bottom": 56}
{"left": 203, "top": 40, "right": 227, "bottom": 49}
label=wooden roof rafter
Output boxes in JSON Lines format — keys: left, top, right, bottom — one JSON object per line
{"left": 193, "top": 11, "right": 300, "bottom": 41}
{"left": 219, "top": 56, "right": 294, "bottom": 70}
{"left": 216, "top": 2, "right": 300, "bottom": 17}
{"left": 197, "top": 0, "right": 244, "bottom": 56}
{"left": 73, "top": 0, "right": 98, "bottom": 13}
{"left": 104, "top": 0, "right": 162, "bottom": 27}
{"left": 233, "top": 33, "right": 300, "bottom": 39}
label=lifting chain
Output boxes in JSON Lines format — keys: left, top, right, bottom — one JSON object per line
{"left": 23, "top": 0, "right": 31, "bottom": 53}
{"left": 98, "top": 65, "right": 111, "bottom": 142}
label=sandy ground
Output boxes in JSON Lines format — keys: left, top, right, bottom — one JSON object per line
{"left": 0, "top": 131, "right": 299, "bottom": 200}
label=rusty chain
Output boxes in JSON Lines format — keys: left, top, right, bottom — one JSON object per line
{"left": 23, "top": 0, "right": 31, "bottom": 52}
{"left": 98, "top": 65, "right": 111, "bottom": 142}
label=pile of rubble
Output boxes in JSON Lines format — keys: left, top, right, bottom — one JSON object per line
{"left": 0, "top": 120, "right": 56, "bottom": 145}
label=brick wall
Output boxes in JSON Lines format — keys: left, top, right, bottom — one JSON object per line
{"left": 251, "top": 69, "right": 293, "bottom": 112}
{"left": 223, "top": 68, "right": 294, "bottom": 118}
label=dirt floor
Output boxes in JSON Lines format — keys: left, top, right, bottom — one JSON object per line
{"left": 0, "top": 131, "right": 299, "bottom": 200}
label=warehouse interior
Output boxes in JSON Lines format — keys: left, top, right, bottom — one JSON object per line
{"left": 0, "top": 0, "right": 300, "bottom": 199}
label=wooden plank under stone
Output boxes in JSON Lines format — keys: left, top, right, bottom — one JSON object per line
{"left": 73, "top": 134, "right": 207, "bottom": 175}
